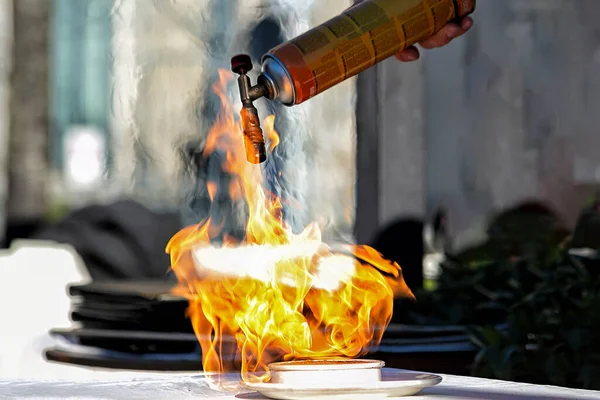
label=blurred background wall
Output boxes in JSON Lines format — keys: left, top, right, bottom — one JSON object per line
{"left": 50, "top": 0, "right": 114, "bottom": 206}
{"left": 8, "top": 0, "right": 50, "bottom": 224}
{"left": 0, "top": 0, "right": 11, "bottom": 244}
{"left": 1, "top": 0, "right": 599, "bottom": 252}
{"left": 425, "top": 0, "right": 600, "bottom": 249}
{"left": 2, "top": 0, "right": 51, "bottom": 245}
{"left": 357, "top": 0, "right": 600, "bottom": 250}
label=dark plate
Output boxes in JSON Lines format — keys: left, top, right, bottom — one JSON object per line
{"left": 66, "top": 280, "right": 192, "bottom": 332}
{"left": 50, "top": 328, "right": 200, "bottom": 354}
{"left": 70, "top": 298, "right": 155, "bottom": 312}
{"left": 68, "top": 280, "right": 182, "bottom": 302}
{"left": 383, "top": 323, "right": 508, "bottom": 339}
{"left": 70, "top": 306, "right": 147, "bottom": 322}
{"left": 70, "top": 301, "right": 188, "bottom": 322}
{"left": 44, "top": 347, "right": 203, "bottom": 371}
{"left": 69, "top": 313, "right": 193, "bottom": 333}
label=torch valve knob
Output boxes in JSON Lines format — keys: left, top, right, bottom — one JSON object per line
{"left": 231, "top": 54, "right": 253, "bottom": 75}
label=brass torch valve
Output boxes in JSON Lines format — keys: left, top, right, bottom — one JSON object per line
{"left": 231, "top": 54, "right": 272, "bottom": 164}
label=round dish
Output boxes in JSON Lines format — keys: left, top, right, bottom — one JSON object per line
{"left": 242, "top": 369, "right": 443, "bottom": 400}
{"left": 268, "top": 359, "right": 384, "bottom": 386}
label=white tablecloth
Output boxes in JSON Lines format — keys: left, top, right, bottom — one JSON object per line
{"left": 2, "top": 371, "right": 600, "bottom": 400}
{"left": 0, "top": 241, "right": 599, "bottom": 400}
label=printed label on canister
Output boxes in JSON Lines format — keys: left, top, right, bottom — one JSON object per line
{"left": 269, "top": 0, "right": 474, "bottom": 105}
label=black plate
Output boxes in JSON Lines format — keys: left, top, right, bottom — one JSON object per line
{"left": 67, "top": 280, "right": 192, "bottom": 332}
{"left": 50, "top": 328, "right": 200, "bottom": 354}
{"left": 44, "top": 347, "right": 203, "bottom": 371}
{"left": 68, "top": 280, "right": 182, "bottom": 302}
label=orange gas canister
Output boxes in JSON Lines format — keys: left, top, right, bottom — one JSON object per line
{"left": 232, "top": 0, "right": 476, "bottom": 163}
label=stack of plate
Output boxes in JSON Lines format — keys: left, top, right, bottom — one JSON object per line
{"left": 366, "top": 324, "right": 482, "bottom": 375}
{"left": 67, "top": 281, "right": 191, "bottom": 333}
{"left": 45, "top": 280, "right": 483, "bottom": 374}
{"left": 45, "top": 280, "right": 204, "bottom": 371}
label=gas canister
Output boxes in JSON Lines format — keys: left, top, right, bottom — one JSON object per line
{"left": 232, "top": 0, "right": 476, "bottom": 163}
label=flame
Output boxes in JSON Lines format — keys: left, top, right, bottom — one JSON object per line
{"left": 166, "top": 69, "right": 414, "bottom": 386}
{"left": 264, "top": 115, "right": 279, "bottom": 153}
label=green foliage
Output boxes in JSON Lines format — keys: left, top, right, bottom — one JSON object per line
{"left": 468, "top": 249, "right": 600, "bottom": 390}
{"left": 393, "top": 201, "right": 600, "bottom": 390}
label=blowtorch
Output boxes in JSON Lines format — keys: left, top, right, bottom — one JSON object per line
{"left": 232, "top": 0, "right": 476, "bottom": 164}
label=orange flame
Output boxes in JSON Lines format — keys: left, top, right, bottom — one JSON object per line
{"left": 166, "top": 69, "right": 413, "bottom": 385}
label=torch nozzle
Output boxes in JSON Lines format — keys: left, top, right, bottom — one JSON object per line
{"left": 240, "top": 105, "right": 267, "bottom": 164}
{"left": 231, "top": 54, "right": 269, "bottom": 164}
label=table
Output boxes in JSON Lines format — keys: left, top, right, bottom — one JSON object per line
{"left": 2, "top": 371, "right": 600, "bottom": 400}
{"left": 1, "top": 241, "right": 599, "bottom": 400}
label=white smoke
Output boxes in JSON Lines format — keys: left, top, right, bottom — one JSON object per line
{"left": 110, "top": 0, "right": 356, "bottom": 241}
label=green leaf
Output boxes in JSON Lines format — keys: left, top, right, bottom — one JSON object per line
{"left": 407, "top": 207, "right": 600, "bottom": 389}
{"left": 545, "top": 354, "right": 570, "bottom": 387}
{"left": 580, "top": 365, "right": 600, "bottom": 390}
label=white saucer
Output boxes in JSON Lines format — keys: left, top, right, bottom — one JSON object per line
{"left": 241, "top": 369, "right": 442, "bottom": 400}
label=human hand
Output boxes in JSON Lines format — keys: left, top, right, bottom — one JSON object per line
{"left": 349, "top": 0, "right": 474, "bottom": 62}
{"left": 395, "top": 17, "right": 474, "bottom": 62}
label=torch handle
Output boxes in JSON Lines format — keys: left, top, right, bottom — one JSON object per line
{"left": 240, "top": 105, "right": 267, "bottom": 164}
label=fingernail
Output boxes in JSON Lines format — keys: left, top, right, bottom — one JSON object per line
{"left": 446, "top": 26, "right": 460, "bottom": 38}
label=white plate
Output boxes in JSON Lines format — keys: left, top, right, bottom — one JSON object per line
{"left": 241, "top": 369, "right": 442, "bottom": 399}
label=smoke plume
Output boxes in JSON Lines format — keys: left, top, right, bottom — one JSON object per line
{"left": 111, "top": 0, "right": 356, "bottom": 242}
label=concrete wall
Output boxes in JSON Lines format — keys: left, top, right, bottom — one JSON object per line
{"left": 6, "top": 0, "right": 49, "bottom": 221}
{"left": 428, "top": 0, "right": 600, "bottom": 248}
{"left": 355, "top": 55, "right": 425, "bottom": 243}
{"left": 0, "top": 0, "right": 13, "bottom": 240}
{"left": 362, "top": 0, "right": 600, "bottom": 249}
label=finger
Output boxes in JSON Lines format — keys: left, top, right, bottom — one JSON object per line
{"left": 450, "top": 17, "right": 474, "bottom": 40}
{"left": 461, "top": 16, "right": 474, "bottom": 32}
{"left": 395, "top": 46, "right": 420, "bottom": 62}
{"left": 419, "top": 17, "right": 473, "bottom": 49}
{"left": 419, "top": 23, "right": 462, "bottom": 49}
